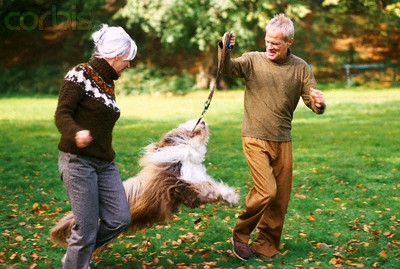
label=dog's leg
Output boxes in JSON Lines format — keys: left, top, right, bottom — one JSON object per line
{"left": 192, "top": 181, "right": 239, "bottom": 204}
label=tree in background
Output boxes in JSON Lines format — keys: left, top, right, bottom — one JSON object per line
{"left": 0, "top": 0, "right": 124, "bottom": 94}
{"left": 116, "top": 0, "right": 314, "bottom": 89}
{"left": 300, "top": 0, "right": 400, "bottom": 76}
{"left": 0, "top": 0, "right": 399, "bottom": 93}
{"left": 116, "top": 0, "right": 399, "bottom": 88}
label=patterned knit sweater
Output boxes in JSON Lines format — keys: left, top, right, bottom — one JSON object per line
{"left": 219, "top": 47, "right": 325, "bottom": 142}
{"left": 55, "top": 58, "right": 120, "bottom": 161}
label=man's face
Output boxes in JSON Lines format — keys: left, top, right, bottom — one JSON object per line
{"left": 265, "top": 31, "right": 293, "bottom": 61}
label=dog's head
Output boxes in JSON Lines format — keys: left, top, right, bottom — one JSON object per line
{"left": 146, "top": 119, "right": 209, "bottom": 152}
{"left": 140, "top": 119, "right": 209, "bottom": 167}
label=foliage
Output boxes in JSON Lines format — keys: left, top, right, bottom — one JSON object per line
{"left": 115, "top": 0, "right": 316, "bottom": 88}
{"left": 117, "top": 0, "right": 255, "bottom": 52}
{"left": 0, "top": 61, "right": 67, "bottom": 95}
{"left": 307, "top": 0, "right": 400, "bottom": 66}
{"left": 1, "top": 88, "right": 400, "bottom": 268}
{"left": 1, "top": 0, "right": 399, "bottom": 93}
{"left": 115, "top": 0, "right": 400, "bottom": 85}
{"left": 0, "top": 62, "right": 199, "bottom": 95}
{"left": 116, "top": 64, "right": 197, "bottom": 95}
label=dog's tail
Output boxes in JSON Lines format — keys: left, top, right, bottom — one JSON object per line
{"left": 49, "top": 212, "right": 75, "bottom": 246}
{"left": 126, "top": 172, "right": 201, "bottom": 232}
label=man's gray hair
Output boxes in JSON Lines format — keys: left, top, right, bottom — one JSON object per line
{"left": 266, "top": 14, "right": 294, "bottom": 42}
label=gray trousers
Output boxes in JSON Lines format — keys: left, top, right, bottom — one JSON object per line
{"left": 58, "top": 151, "right": 131, "bottom": 269}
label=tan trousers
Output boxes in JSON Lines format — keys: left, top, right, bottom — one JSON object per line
{"left": 232, "top": 137, "right": 293, "bottom": 257}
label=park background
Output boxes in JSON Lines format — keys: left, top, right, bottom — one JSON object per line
{"left": 1, "top": 0, "right": 399, "bottom": 94}
{"left": 1, "top": 0, "right": 400, "bottom": 268}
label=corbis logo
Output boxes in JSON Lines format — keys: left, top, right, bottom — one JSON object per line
{"left": 4, "top": 5, "right": 92, "bottom": 31}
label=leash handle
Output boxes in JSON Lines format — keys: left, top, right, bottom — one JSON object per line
{"left": 226, "top": 32, "right": 234, "bottom": 49}
{"left": 191, "top": 31, "right": 232, "bottom": 134}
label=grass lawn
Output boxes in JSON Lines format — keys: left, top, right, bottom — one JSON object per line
{"left": 0, "top": 87, "right": 399, "bottom": 268}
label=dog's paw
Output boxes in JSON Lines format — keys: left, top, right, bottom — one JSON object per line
{"left": 216, "top": 182, "right": 239, "bottom": 204}
{"left": 222, "top": 190, "right": 239, "bottom": 204}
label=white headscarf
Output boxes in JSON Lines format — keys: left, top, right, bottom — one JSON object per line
{"left": 92, "top": 24, "right": 137, "bottom": 60}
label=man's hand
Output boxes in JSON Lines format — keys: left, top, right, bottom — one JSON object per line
{"left": 222, "top": 31, "right": 236, "bottom": 49}
{"left": 310, "top": 88, "right": 325, "bottom": 108}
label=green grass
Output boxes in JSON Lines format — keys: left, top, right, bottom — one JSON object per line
{"left": 1, "top": 87, "right": 399, "bottom": 268}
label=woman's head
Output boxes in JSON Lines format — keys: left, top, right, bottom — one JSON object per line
{"left": 92, "top": 24, "right": 137, "bottom": 61}
{"left": 92, "top": 24, "right": 137, "bottom": 76}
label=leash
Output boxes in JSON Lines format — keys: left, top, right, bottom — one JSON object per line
{"left": 191, "top": 32, "right": 233, "bottom": 134}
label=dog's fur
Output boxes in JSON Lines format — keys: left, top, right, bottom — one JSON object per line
{"left": 49, "top": 119, "right": 238, "bottom": 254}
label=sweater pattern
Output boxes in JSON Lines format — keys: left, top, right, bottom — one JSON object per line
{"left": 64, "top": 64, "right": 120, "bottom": 112}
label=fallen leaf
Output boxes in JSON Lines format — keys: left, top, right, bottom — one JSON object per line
{"left": 299, "top": 232, "right": 307, "bottom": 239}
{"left": 316, "top": 242, "right": 334, "bottom": 248}
{"left": 329, "top": 257, "right": 342, "bottom": 267}
{"left": 346, "top": 262, "right": 364, "bottom": 267}
{"left": 360, "top": 242, "right": 370, "bottom": 247}
{"left": 378, "top": 250, "right": 388, "bottom": 258}
{"left": 32, "top": 202, "right": 39, "bottom": 211}
{"left": 307, "top": 215, "right": 316, "bottom": 221}
{"left": 9, "top": 252, "right": 18, "bottom": 260}
{"left": 15, "top": 235, "right": 23, "bottom": 241}
{"left": 371, "top": 230, "right": 381, "bottom": 235}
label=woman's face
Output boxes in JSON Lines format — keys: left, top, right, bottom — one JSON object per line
{"left": 108, "top": 53, "right": 131, "bottom": 76}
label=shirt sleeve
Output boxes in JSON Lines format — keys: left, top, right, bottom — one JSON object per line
{"left": 218, "top": 41, "right": 250, "bottom": 79}
{"left": 300, "top": 65, "right": 326, "bottom": 114}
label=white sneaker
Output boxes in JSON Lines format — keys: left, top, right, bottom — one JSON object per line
{"left": 61, "top": 254, "right": 91, "bottom": 269}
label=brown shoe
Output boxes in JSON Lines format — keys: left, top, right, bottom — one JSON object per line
{"left": 251, "top": 248, "right": 283, "bottom": 259}
{"left": 231, "top": 238, "right": 253, "bottom": 261}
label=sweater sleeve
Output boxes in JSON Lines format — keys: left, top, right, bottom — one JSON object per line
{"left": 54, "top": 80, "right": 85, "bottom": 143}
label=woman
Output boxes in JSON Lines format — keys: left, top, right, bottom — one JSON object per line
{"left": 55, "top": 24, "right": 137, "bottom": 268}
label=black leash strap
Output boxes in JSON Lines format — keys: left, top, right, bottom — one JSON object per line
{"left": 191, "top": 32, "right": 233, "bottom": 134}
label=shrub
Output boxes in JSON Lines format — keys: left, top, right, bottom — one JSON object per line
{"left": 0, "top": 61, "right": 66, "bottom": 95}
{"left": 116, "top": 63, "right": 196, "bottom": 95}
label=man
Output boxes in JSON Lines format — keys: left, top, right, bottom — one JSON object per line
{"left": 219, "top": 13, "right": 326, "bottom": 260}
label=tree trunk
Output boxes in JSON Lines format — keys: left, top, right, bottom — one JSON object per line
{"left": 195, "top": 45, "right": 232, "bottom": 90}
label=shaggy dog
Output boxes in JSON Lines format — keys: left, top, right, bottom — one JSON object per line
{"left": 49, "top": 119, "right": 239, "bottom": 254}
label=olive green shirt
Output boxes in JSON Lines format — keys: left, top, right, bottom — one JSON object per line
{"left": 219, "top": 48, "right": 325, "bottom": 142}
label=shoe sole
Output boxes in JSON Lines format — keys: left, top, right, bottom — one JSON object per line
{"left": 231, "top": 238, "right": 250, "bottom": 261}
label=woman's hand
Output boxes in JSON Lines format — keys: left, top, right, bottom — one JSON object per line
{"left": 75, "top": 130, "right": 93, "bottom": 148}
